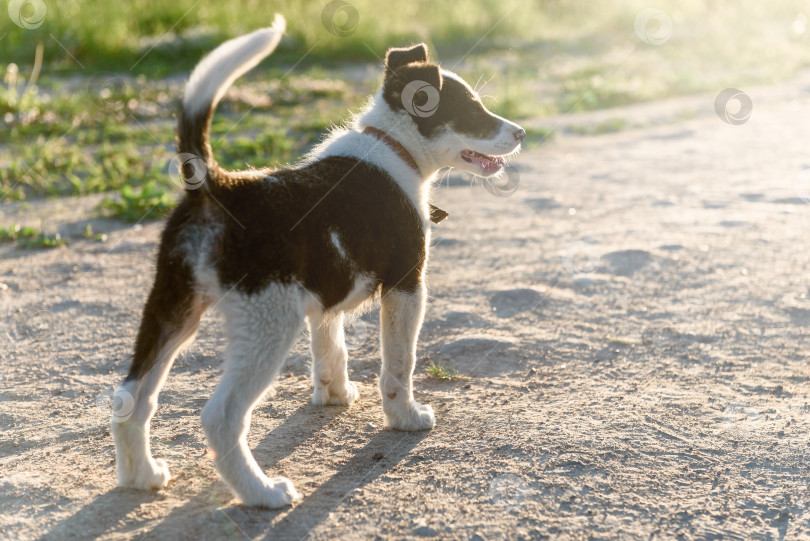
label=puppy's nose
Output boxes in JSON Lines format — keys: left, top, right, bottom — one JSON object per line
{"left": 514, "top": 128, "right": 526, "bottom": 141}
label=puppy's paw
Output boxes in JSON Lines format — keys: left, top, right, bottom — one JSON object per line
{"left": 241, "top": 477, "right": 301, "bottom": 508}
{"left": 312, "top": 380, "right": 359, "bottom": 406}
{"left": 384, "top": 400, "right": 436, "bottom": 431}
{"left": 118, "top": 458, "right": 171, "bottom": 490}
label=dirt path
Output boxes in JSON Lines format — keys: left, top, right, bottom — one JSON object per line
{"left": 2, "top": 77, "right": 810, "bottom": 540}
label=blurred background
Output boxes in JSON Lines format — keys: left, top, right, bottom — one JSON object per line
{"left": 1, "top": 0, "right": 809, "bottom": 224}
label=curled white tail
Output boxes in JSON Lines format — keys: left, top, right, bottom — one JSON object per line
{"left": 183, "top": 14, "right": 286, "bottom": 118}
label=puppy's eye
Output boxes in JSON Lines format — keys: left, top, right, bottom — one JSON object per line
{"left": 414, "top": 90, "right": 429, "bottom": 107}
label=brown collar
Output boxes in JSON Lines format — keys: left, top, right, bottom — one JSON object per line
{"left": 362, "top": 126, "right": 448, "bottom": 224}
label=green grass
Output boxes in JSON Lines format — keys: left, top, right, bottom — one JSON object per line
{"left": 524, "top": 127, "right": 556, "bottom": 145}
{"left": 82, "top": 223, "right": 108, "bottom": 242}
{"left": 5, "top": 1, "right": 809, "bottom": 84}
{"left": 0, "top": 224, "right": 65, "bottom": 249}
{"left": 2, "top": 0, "right": 558, "bottom": 75}
{"left": 426, "top": 361, "right": 467, "bottom": 381}
{"left": 0, "top": 65, "right": 357, "bottom": 201}
{"left": 100, "top": 181, "right": 177, "bottom": 222}
{"left": 3, "top": 0, "right": 810, "bottom": 207}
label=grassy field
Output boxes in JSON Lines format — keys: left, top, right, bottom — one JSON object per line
{"left": 2, "top": 0, "right": 810, "bottom": 215}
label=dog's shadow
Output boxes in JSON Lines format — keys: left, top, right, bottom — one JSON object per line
{"left": 152, "top": 402, "right": 429, "bottom": 540}
{"left": 253, "top": 423, "right": 429, "bottom": 540}
{"left": 44, "top": 402, "right": 427, "bottom": 540}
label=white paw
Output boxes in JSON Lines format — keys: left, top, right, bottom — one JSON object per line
{"left": 384, "top": 400, "right": 436, "bottom": 431}
{"left": 118, "top": 458, "right": 171, "bottom": 490}
{"left": 241, "top": 477, "right": 301, "bottom": 508}
{"left": 312, "top": 380, "right": 359, "bottom": 406}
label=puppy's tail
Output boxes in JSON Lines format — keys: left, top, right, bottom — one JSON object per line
{"left": 177, "top": 15, "right": 286, "bottom": 192}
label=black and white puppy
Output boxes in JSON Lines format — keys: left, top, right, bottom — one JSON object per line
{"left": 112, "top": 15, "right": 524, "bottom": 508}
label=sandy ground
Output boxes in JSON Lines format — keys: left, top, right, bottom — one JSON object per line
{"left": 3, "top": 75, "right": 810, "bottom": 540}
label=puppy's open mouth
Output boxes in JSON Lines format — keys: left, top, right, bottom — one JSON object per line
{"left": 460, "top": 149, "right": 505, "bottom": 175}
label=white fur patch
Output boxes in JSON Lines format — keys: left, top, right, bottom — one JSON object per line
{"left": 183, "top": 15, "right": 285, "bottom": 118}
{"left": 330, "top": 230, "right": 347, "bottom": 258}
{"left": 112, "top": 297, "right": 205, "bottom": 490}
{"left": 305, "top": 94, "right": 434, "bottom": 228}
{"left": 309, "top": 313, "right": 359, "bottom": 406}
{"left": 332, "top": 273, "right": 376, "bottom": 314}
{"left": 379, "top": 284, "right": 435, "bottom": 431}
{"left": 200, "top": 282, "right": 306, "bottom": 507}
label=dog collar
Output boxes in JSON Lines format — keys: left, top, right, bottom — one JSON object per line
{"left": 362, "top": 126, "right": 448, "bottom": 224}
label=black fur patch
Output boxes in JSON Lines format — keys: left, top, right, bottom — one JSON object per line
{"left": 125, "top": 199, "right": 199, "bottom": 382}
{"left": 207, "top": 156, "right": 427, "bottom": 306}
{"left": 385, "top": 44, "right": 429, "bottom": 72}
{"left": 383, "top": 64, "right": 501, "bottom": 140}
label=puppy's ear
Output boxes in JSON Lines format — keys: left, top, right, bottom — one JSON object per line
{"left": 385, "top": 43, "right": 429, "bottom": 72}
{"left": 382, "top": 62, "right": 443, "bottom": 115}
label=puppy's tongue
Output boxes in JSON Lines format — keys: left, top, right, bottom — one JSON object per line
{"left": 461, "top": 150, "right": 504, "bottom": 174}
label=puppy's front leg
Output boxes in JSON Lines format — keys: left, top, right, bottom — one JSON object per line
{"left": 379, "top": 283, "right": 435, "bottom": 430}
{"left": 310, "top": 312, "right": 359, "bottom": 406}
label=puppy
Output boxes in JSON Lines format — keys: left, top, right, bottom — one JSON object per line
{"left": 111, "top": 14, "right": 524, "bottom": 508}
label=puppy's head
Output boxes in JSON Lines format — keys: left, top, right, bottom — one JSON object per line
{"left": 382, "top": 44, "right": 524, "bottom": 177}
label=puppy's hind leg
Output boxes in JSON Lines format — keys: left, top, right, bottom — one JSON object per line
{"left": 310, "top": 312, "right": 359, "bottom": 406}
{"left": 113, "top": 258, "right": 205, "bottom": 490}
{"left": 201, "top": 283, "right": 305, "bottom": 508}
